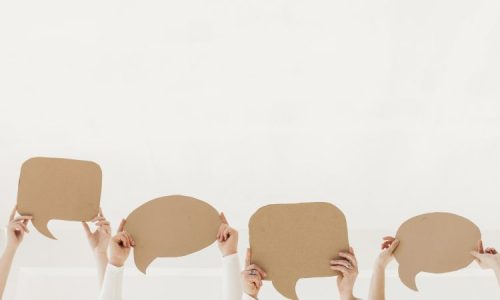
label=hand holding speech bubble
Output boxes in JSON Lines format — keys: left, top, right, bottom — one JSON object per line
{"left": 124, "top": 195, "right": 221, "bottom": 273}
{"left": 17, "top": 157, "right": 102, "bottom": 239}
{"left": 249, "top": 202, "right": 349, "bottom": 300}
{"left": 394, "top": 212, "right": 481, "bottom": 291}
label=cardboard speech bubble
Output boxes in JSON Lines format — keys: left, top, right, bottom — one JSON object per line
{"left": 17, "top": 157, "right": 102, "bottom": 239}
{"left": 124, "top": 195, "right": 221, "bottom": 273}
{"left": 249, "top": 202, "right": 349, "bottom": 300}
{"left": 394, "top": 212, "right": 481, "bottom": 291}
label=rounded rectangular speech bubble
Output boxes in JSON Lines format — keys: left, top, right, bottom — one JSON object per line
{"left": 249, "top": 202, "right": 350, "bottom": 300}
{"left": 17, "top": 157, "right": 102, "bottom": 239}
{"left": 394, "top": 212, "right": 481, "bottom": 291}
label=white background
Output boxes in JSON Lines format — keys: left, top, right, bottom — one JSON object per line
{"left": 1, "top": 0, "right": 500, "bottom": 299}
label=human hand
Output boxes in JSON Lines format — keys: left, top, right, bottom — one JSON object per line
{"left": 375, "top": 236, "right": 400, "bottom": 269}
{"left": 82, "top": 208, "right": 111, "bottom": 255}
{"left": 471, "top": 240, "right": 500, "bottom": 271}
{"left": 4, "top": 206, "right": 31, "bottom": 250}
{"left": 217, "top": 212, "right": 238, "bottom": 257}
{"left": 108, "top": 219, "right": 135, "bottom": 267}
{"left": 331, "top": 247, "right": 359, "bottom": 300}
{"left": 241, "top": 248, "right": 267, "bottom": 299}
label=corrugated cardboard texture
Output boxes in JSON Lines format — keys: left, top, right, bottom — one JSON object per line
{"left": 17, "top": 157, "right": 102, "bottom": 239}
{"left": 249, "top": 202, "right": 349, "bottom": 300}
{"left": 125, "top": 195, "right": 221, "bottom": 273}
{"left": 394, "top": 212, "right": 481, "bottom": 291}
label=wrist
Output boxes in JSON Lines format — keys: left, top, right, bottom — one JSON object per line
{"left": 339, "top": 292, "right": 355, "bottom": 300}
{"left": 4, "top": 244, "right": 18, "bottom": 254}
{"left": 109, "top": 258, "right": 124, "bottom": 267}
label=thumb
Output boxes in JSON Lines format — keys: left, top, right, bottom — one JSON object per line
{"left": 388, "top": 239, "right": 400, "bottom": 253}
{"left": 470, "top": 251, "right": 482, "bottom": 260}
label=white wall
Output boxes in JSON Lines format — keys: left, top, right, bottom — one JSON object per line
{"left": 1, "top": 0, "right": 500, "bottom": 299}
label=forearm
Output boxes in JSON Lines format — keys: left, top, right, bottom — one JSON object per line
{"left": 368, "top": 265, "right": 386, "bottom": 300}
{"left": 98, "top": 264, "right": 124, "bottom": 300}
{"left": 222, "top": 253, "right": 243, "bottom": 300}
{"left": 0, "top": 247, "right": 17, "bottom": 299}
{"left": 94, "top": 251, "right": 109, "bottom": 287}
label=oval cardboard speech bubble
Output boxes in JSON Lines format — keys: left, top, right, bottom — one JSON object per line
{"left": 249, "top": 202, "right": 349, "bottom": 300}
{"left": 17, "top": 157, "right": 102, "bottom": 239}
{"left": 394, "top": 212, "right": 481, "bottom": 291}
{"left": 124, "top": 195, "right": 221, "bottom": 274}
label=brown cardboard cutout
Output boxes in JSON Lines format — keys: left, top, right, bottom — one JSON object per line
{"left": 125, "top": 195, "right": 221, "bottom": 273}
{"left": 394, "top": 212, "right": 481, "bottom": 291}
{"left": 249, "top": 202, "right": 349, "bottom": 300}
{"left": 17, "top": 157, "right": 102, "bottom": 239}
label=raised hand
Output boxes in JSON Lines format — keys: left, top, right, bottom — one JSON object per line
{"left": 331, "top": 247, "right": 359, "bottom": 300}
{"left": 241, "top": 248, "right": 267, "bottom": 299}
{"left": 471, "top": 240, "right": 500, "bottom": 285}
{"left": 5, "top": 206, "right": 31, "bottom": 250}
{"left": 82, "top": 208, "right": 111, "bottom": 254}
{"left": 109, "top": 219, "right": 135, "bottom": 268}
{"left": 217, "top": 212, "right": 238, "bottom": 257}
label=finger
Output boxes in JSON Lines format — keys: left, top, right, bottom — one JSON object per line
{"left": 96, "top": 221, "right": 111, "bottom": 227}
{"left": 383, "top": 236, "right": 396, "bottom": 242}
{"left": 15, "top": 222, "right": 29, "bottom": 233}
{"left": 247, "top": 264, "right": 267, "bottom": 277}
{"left": 9, "top": 205, "right": 17, "bottom": 221}
{"left": 330, "top": 260, "right": 353, "bottom": 269}
{"left": 82, "top": 222, "right": 92, "bottom": 236}
{"left": 217, "top": 224, "right": 226, "bottom": 241}
{"left": 220, "top": 212, "right": 229, "bottom": 225}
{"left": 91, "top": 216, "right": 105, "bottom": 222}
{"left": 330, "top": 265, "right": 348, "bottom": 275}
{"left": 125, "top": 231, "right": 135, "bottom": 247}
{"left": 388, "top": 239, "right": 400, "bottom": 253}
{"left": 13, "top": 216, "right": 32, "bottom": 222}
{"left": 486, "top": 248, "right": 498, "bottom": 255}
{"left": 338, "top": 252, "right": 357, "bottom": 268}
{"left": 381, "top": 241, "right": 392, "bottom": 250}
{"left": 479, "top": 240, "right": 485, "bottom": 254}
{"left": 118, "top": 235, "right": 129, "bottom": 248}
{"left": 117, "top": 219, "right": 126, "bottom": 233}
{"left": 245, "top": 248, "right": 251, "bottom": 267}
{"left": 470, "top": 251, "right": 482, "bottom": 260}
{"left": 223, "top": 228, "right": 231, "bottom": 241}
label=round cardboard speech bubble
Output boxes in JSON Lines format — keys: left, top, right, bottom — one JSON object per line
{"left": 394, "top": 212, "right": 481, "bottom": 291}
{"left": 249, "top": 202, "right": 350, "bottom": 300}
{"left": 124, "top": 195, "right": 221, "bottom": 273}
{"left": 17, "top": 157, "right": 102, "bottom": 239}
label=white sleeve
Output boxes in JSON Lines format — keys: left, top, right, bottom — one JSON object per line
{"left": 242, "top": 294, "right": 257, "bottom": 300}
{"left": 98, "top": 264, "right": 124, "bottom": 300}
{"left": 222, "top": 253, "right": 243, "bottom": 300}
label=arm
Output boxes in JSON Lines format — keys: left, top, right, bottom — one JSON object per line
{"left": 217, "top": 213, "right": 243, "bottom": 300}
{"left": 471, "top": 240, "right": 500, "bottom": 286}
{"left": 98, "top": 219, "right": 135, "bottom": 300}
{"left": 330, "top": 247, "right": 360, "bottom": 300}
{"left": 83, "top": 208, "right": 111, "bottom": 287}
{"left": 0, "top": 206, "right": 31, "bottom": 299}
{"left": 241, "top": 248, "right": 266, "bottom": 300}
{"left": 368, "top": 237, "right": 399, "bottom": 300}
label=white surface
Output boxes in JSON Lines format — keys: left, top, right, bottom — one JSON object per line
{"left": 1, "top": 0, "right": 500, "bottom": 298}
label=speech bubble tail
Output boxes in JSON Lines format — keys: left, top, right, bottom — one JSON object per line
{"left": 398, "top": 264, "right": 419, "bottom": 292}
{"left": 134, "top": 250, "right": 154, "bottom": 274}
{"left": 32, "top": 217, "right": 56, "bottom": 240}
{"left": 272, "top": 278, "right": 299, "bottom": 300}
